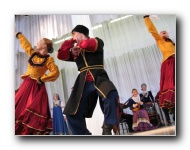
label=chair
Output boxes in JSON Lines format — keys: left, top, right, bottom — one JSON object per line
{"left": 119, "top": 119, "right": 129, "bottom": 135}
{"left": 144, "top": 102, "right": 161, "bottom": 127}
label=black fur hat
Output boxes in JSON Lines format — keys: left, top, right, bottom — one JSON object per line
{"left": 72, "top": 25, "right": 89, "bottom": 37}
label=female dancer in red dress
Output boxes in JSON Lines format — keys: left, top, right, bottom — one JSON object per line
{"left": 144, "top": 15, "right": 175, "bottom": 125}
{"left": 15, "top": 32, "right": 60, "bottom": 135}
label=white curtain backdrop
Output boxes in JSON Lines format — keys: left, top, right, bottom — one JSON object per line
{"left": 15, "top": 15, "right": 72, "bottom": 108}
{"left": 14, "top": 14, "right": 176, "bottom": 135}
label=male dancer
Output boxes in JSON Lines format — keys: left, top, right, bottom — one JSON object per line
{"left": 57, "top": 25, "right": 119, "bottom": 135}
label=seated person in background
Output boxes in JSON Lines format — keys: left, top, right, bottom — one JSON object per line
{"left": 128, "top": 88, "right": 157, "bottom": 132}
{"left": 140, "top": 83, "right": 154, "bottom": 103}
{"left": 140, "top": 84, "right": 162, "bottom": 126}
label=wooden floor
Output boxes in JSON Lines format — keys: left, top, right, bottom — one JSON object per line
{"left": 118, "top": 123, "right": 176, "bottom": 136}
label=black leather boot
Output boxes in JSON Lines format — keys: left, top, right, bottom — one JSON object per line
{"left": 102, "top": 124, "right": 113, "bottom": 135}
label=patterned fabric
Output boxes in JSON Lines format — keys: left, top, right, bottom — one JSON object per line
{"left": 128, "top": 98, "right": 157, "bottom": 132}
{"left": 133, "top": 109, "right": 157, "bottom": 132}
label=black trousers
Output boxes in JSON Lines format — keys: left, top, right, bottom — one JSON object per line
{"left": 121, "top": 113, "right": 133, "bottom": 130}
{"left": 162, "top": 107, "right": 171, "bottom": 123}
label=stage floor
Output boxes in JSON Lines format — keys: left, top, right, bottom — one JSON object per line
{"left": 119, "top": 124, "right": 176, "bottom": 136}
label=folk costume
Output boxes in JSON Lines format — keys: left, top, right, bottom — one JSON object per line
{"left": 128, "top": 95, "right": 156, "bottom": 132}
{"left": 52, "top": 96, "right": 69, "bottom": 135}
{"left": 57, "top": 25, "right": 119, "bottom": 135}
{"left": 15, "top": 33, "right": 60, "bottom": 135}
{"left": 140, "top": 91, "right": 154, "bottom": 103}
{"left": 144, "top": 16, "right": 175, "bottom": 110}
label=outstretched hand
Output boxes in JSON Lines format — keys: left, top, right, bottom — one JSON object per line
{"left": 150, "top": 15, "right": 159, "bottom": 20}
{"left": 36, "top": 78, "right": 43, "bottom": 84}
{"left": 15, "top": 32, "right": 22, "bottom": 38}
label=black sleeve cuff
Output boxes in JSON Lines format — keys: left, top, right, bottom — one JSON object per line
{"left": 143, "top": 15, "right": 149, "bottom": 18}
{"left": 39, "top": 77, "right": 44, "bottom": 84}
{"left": 16, "top": 32, "right": 22, "bottom": 38}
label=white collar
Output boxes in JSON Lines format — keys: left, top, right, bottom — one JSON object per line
{"left": 132, "top": 95, "right": 140, "bottom": 102}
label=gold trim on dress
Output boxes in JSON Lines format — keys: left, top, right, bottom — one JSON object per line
{"left": 22, "top": 122, "right": 46, "bottom": 131}
{"left": 133, "top": 118, "right": 152, "bottom": 128}
{"left": 160, "top": 89, "right": 175, "bottom": 95}
{"left": 26, "top": 109, "right": 48, "bottom": 118}
{"left": 15, "top": 120, "right": 22, "bottom": 123}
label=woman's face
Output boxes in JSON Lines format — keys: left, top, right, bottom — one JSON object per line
{"left": 132, "top": 90, "right": 138, "bottom": 97}
{"left": 53, "top": 94, "right": 58, "bottom": 100}
{"left": 36, "top": 39, "right": 48, "bottom": 54}
{"left": 160, "top": 30, "right": 169, "bottom": 38}
{"left": 36, "top": 39, "right": 45, "bottom": 50}
{"left": 141, "top": 85, "right": 147, "bottom": 91}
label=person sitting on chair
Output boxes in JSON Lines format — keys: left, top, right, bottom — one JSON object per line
{"left": 140, "top": 83, "right": 154, "bottom": 103}
{"left": 128, "top": 88, "right": 157, "bottom": 132}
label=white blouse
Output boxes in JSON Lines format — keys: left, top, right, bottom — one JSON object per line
{"left": 53, "top": 100, "right": 61, "bottom": 106}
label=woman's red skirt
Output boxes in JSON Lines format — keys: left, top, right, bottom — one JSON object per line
{"left": 159, "top": 56, "right": 175, "bottom": 109}
{"left": 15, "top": 76, "right": 52, "bottom": 135}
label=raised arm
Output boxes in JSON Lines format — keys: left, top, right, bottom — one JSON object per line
{"left": 16, "top": 32, "right": 35, "bottom": 56}
{"left": 79, "top": 38, "right": 98, "bottom": 52}
{"left": 39, "top": 57, "right": 60, "bottom": 83}
{"left": 57, "top": 38, "right": 75, "bottom": 61}
{"left": 144, "top": 15, "right": 162, "bottom": 42}
{"left": 79, "top": 37, "right": 103, "bottom": 52}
